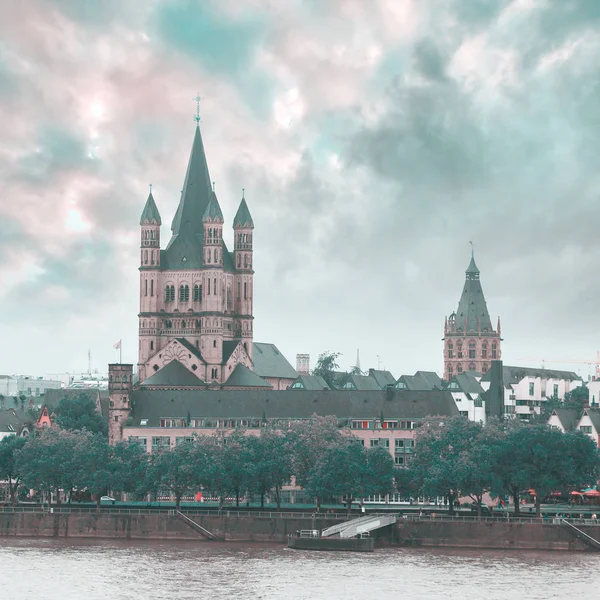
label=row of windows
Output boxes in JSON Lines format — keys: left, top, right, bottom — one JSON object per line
{"left": 237, "top": 253, "right": 252, "bottom": 269}
{"left": 448, "top": 363, "right": 488, "bottom": 376}
{"left": 142, "top": 250, "right": 158, "bottom": 265}
{"left": 142, "top": 230, "right": 157, "bottom": 240}
{"left": 205, "top": 249, "right": 221, "bottom": 263}
{"left": 351, "top": 420, "right": 417, "bottom": 430}
{"left": 206, "top": 228, "right": 221, "bottom": 242}
{"left": 448, "top": 341, "right": 497, "bottom": 360}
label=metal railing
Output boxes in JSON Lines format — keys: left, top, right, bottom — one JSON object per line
{"left": 0, "top": 506, "right": 346, "bottom": 520}
{"left": 403, "top": 514, "right": 600, "bottom": 526}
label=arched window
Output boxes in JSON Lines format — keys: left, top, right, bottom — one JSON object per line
{"left": 237, "top": 254, "right": 241, "bottom": 268}
{"left": 448, "top": 343, "right": 454, "bottom": 359}
{"left": 144, "top": 280, "right": 148, "bottom": 297}
{"left": 122, "top": 375, "right": 127, "bottom": 383}
{"left": 244, "top": 282, "right": 247, "bottom": 300}
{"left": 143, "top": 250, "right": 148, "bottom": 265}
{"left": 179, "top": 284, "right": 189, "bottom": 302}
{"left": 207, "top": 279, "right": 211, "bottom": 295}
{"left": 214, "top": 249, "right": 218, "bottom": 263}
{"left": 448, "top": 365, "right": 453, "bottom": 377}
{"left": 482, "top": 343, "right": 487, "bottom": 359}
{"left": 150, "top": 341, "right": 154, "bottom": 351}
{"left": 165, "top": 285, "right": 175, "bottom": 302}
{"left": 151, "top": 230, "right": 155, "bottom": 240}
{"left": 194, "top": 284, "right": 202, "bottom": 301}
{"left": 207, "top": 249, "right": 211, "bottom": 263}
{"left": 491, "top": 343, "right": 497, "bottom": 359}
{"left": 482, "top": 362, "right": 488, "bottom": 373}
{"left": 214, "top": 278, "right": 217, "bottom": 294}
{"left": 165, "top": 320, "right": 172, "bottom": 329}
{"left": 195, "top": 319, "right": 201, "bottom": 329}
{"left": 468, "top": 342, "right": 476, "bottom": 359}
{"left": 468, "top": 362, "right": 475, "bottom": 371}
{"left": 150, "top": 251, "right": 155, "bottom": 265}
{"left": 457, "top": 364, "right": 463, "bottom": 374}
{"left": 457, "top": 342, "right": 463, "bottom": 359}
{"left": 181, "top": 320, "right": 186, "bottom": 329}
{"left": 244, "top": 254, "right": 248, "bottom": 268}
{"left": 151, "top": 279, "right": 154, "bottom": 297}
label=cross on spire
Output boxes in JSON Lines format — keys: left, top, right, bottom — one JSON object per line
{"left": 194, "top": 93, "right": 202, "bottom": 124}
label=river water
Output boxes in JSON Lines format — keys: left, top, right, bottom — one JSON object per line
{"left": 1, "top": 539, "right": 599, "bottom": 599}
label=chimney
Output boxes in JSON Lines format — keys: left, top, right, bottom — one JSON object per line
{"left": 486, "top": 360, "right": 504, "bottom": 418}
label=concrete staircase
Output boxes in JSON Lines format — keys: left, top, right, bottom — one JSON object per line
{"left": 321, "top": 513, "right": 397, "bottom": 539}
{"left": 173, "top": 511, "right": 221, "bottom": 541}
{"left": 561, "top": 518, "right": 600, "bottom": 551}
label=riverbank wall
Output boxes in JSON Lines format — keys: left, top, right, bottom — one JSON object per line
{"left": 0, "top": 511, "right": 338, "bottom": 542}
{"left": 389, "top": 519, "right": 599, "bottom": 552}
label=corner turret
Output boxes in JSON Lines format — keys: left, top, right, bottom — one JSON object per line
{"left": 108, "top": 363, "right": 133, "bottom": 445}
{"left": 203, "top": 186, "right": 224, "bottom": 268}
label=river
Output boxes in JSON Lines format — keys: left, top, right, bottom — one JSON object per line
{"left": 1, "top": 539, "right": 599, "bottom": 599}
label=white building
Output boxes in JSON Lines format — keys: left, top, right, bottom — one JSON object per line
{"left": 480, "top": 365, "right": 583, "bottom": 420}
{"left": 575, "top": 408, "right": 600, "bottom": 447}
{"left": 0, "top": 375, "right": 62, "bottom": 398}
{"left": 445, "top": 372, "right": 487, "bottom": 423}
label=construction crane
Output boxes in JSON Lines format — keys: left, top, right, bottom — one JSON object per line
{"left": 516, "top": 351, "right": 600, "bottom": 379}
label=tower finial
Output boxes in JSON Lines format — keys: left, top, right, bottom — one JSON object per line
{"left": 193, "top": 93, "right": 202, "bottom": 124}
{"left": 469, "top": 240, "right": 474, "bottom": 258}
{"left": 212, "top": 181, "right": 215, "bottom": 192}
{"left": 149, "top": 183, "right": 152, "bottom": 194}
{"left": 242, "top": 187, "right": 245, "bottom": 199}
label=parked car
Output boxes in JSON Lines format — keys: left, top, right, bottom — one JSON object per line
{"left": 100, "top": 496, "right": 116, "bottom": 504}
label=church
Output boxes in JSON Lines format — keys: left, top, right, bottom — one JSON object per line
{"left": 135, "top": 118, "right": 295, "bottom": 391}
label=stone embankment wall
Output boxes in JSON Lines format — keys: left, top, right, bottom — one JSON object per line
{"left": 0, "top": 512, "right": 338, "bottom": 543}
{"left": 390, "top": 519, "right": 598, "bottom": 552}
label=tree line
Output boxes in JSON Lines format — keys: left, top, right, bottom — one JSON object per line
{"left": 0, "top": 416, "right": 395, "bottom": 513}
{"left": 407, "top": 416, "right": 600, "bottom": 517}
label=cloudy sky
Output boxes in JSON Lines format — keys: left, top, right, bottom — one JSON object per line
{"left": 1, "top": 0, "right": 599, "bottom": 379}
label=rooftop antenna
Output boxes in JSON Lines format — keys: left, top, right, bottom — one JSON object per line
{"left": 87, "top": 349, "right": 91, "bottom": 376}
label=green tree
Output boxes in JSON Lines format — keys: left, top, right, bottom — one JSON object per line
{"left": 54, "top": 393, "right": 107, "bottom": 436}
{"left": 411, "top": 416, "right": 487, "bottom": 514}
{"left": 0, "top": 435, "right": 27, "bottom": 504}
{"left": 288, "top": 415, "right": 347, "bottom": 510}
{"left": 148, "top": 441, "right": 203, "bottom": 510}
{"left": 362, "top": 446, "right": 396, "bottom": 501}
{"left": 312, "top": 351, "right": 342, "bottom": 388}
{"left": 218, "top": 429, "right": 253, "bottom": 507}
{"left": 79, "top": 434, "right": 113, "bottom": 506}
{"left": 111, "top": 440, "right": 149, "bottom": 500}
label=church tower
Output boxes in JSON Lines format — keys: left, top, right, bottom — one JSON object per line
{"left": 443, "top": 249, "right": 501, "bottom": 380}
{"left": 136, "top": 109, "right": 255, "bottom": 385}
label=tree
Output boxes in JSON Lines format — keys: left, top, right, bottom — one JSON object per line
{"left": 246, "top": 429, "right": 292, "bottom": 510}
{"left": 411, "top": 416, "right": 488, "bottom": 514}
{"left": 79, "top": 434, "right": 113, "bottom": 505}
{"left": 148, "top": 441, "right": 203, "bottom": 510}
{"left": 218, "top": 429, "right": 253, "bottom": 507}
{"left": 54, "top": 393, "right": 107, "bottom": 436}
{"left": 0, "top": 435, "right": 27, "bottom": 504}
{"left": 288, "top": 415, "right": 347, "bottom": 510}
{"left": 312, "top": 351, "right": 342, "bottom": 388}
{"left": 362, "top": 446, "right": 396, "bottom": 502}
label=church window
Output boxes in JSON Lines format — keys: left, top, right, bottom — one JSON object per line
{"left": 165, "top": 320, "right": 172, "bottom": 329}
{"left": 151, "top": 280, "right": 154, "bottom": 297}
{"left": 237, "top": 281, "right": 241, "bottom": 299}
{"left": 179, "top": 284, "right": 189, "bottom": 302}
{"left": 457, "top": 364, "right": 463, "bottom": 374}
{"left": 207, "top": 279, "right": 211, "bottom": 295}
{"left": 214, "top": 278, "right": 217, "bottom": 294}
{"left": 482, "top": 363, "right": 488, "bottom": 373}
{"left": 244, "top": 282, "right": 247, "bottom": 300}
{"left": 194, "top": 284, "right": 202, "bottom": 301}
{"left": 448, "top": 343, "right": 454, "bottom": 359}
{"left": 207, "top": 249, "right": 211, "bottom": 263}
{"left": 457, "top": 343, "right": 463, "bottom": 359}
{"left": 244, "top": 254, "right": 248, "bottom": 268}
{"left": 491, "top": 343, "right": 497, "bottom": 359}
{"left": 213, "top": 340, "right": 217, "bottom": 348}
{"left": 237, "top": 254, "right": 241, "bottom": 268}
{"left": 122, "top": 375, "right": 128, "bottom": 383}
{"left": 448, "top": 365, "right": 453, "bottom": 377}
{"left": 150, "top": 341, "right": 154, "bottom": 351}
{"left": 143, "top": 250, "right": 148, "bottom": 265}
{"left": 181, "top": 320, "right": 186, "bottom": 329}
{"left": 165, "top": 285, "right": 175, "bottom": 302}
{"left": 468, "top": 342, "right": 476, "bottom": 359}
{"left": 144, "top": 280, "right": 148, "bottom": 297}
{"left": 150, "top": 252, "right": 155, "bottom": 265}
{"left": 214, "top": 249, "right": 218, "bottom": 263}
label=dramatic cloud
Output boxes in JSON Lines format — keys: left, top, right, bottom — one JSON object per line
{"left": 1, "top": 0, "right": 600, "bottom": 379}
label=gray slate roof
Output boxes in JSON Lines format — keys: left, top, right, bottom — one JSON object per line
{"left": 177, "top": 338, "right": 206, "bottom": 363}
{"left": 202, "top": 191, "right": 224, "bottom": 222}
{"left": 253, "top": 343, "right": 297, "bottom": 379}
{"left": 454, "top": 254, "right": 493, "bottom": 333}
{"left": 583, "top": 409, "right": 600, "bottom": 432}
{"left": 550, "top": 408, "right": 580, "bottom": 432}
{"left": 368, "top": 369, "right": 396, "bottom": 388}
{"left": 140, "top": 192, "right": 162, "bottom": 225}
{"left": 449, "top": 373, "right": 485, "bottom": 395}
{"left": 341, "top": 374, "right": 381, "bottom": 391}
{"left": 127, "top": 389, "right": 459, "bottom": 427}
{"left": 481, "top": 365, "right": 581, "bottom": 384}
{"left": 0, "top": 409, "right": 22, "bottom": 433}
{"left": 233, "top": 196, "right": 254, "bottom": 228}
{"left": 141, "top": 360, "right": 206, "bottom": 388}
{"left": 225, "top": 364, "right": 272, "bottom": 388}
{"left": 396, "top": 372, "right": 443, "bottom": 391}
{"left": 291, "top": 375, "right": 330, "bottom": 390}
{"left": 415, "top": 371, "right": 443, "bottom": 390}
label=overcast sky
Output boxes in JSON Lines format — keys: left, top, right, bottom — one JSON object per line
{"left": 1, "top": 0, "right": 599, "bottom": 379}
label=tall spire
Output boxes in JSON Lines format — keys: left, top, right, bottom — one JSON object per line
{"left": 233, "top": 190, "right": 254, "bottom": 229}
{"left": 170, "top": 125, "right": 213, "bottom": 236}
{"left": 140, "top": 186, "right": 161, "bottom": 225}
{"left": 202, "top": 190, "right": 224, "bottom": 223}
{"left": 455, "top": 247, "right": 491, "bottom": 333}
{"left": 466, "top": 241, "right": 479, "bottom": 280}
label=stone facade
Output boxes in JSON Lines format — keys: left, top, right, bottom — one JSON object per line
{"left": 108, "top": 363, "right": 133, "bottom": 445}
{"left": 443, "top": 252, "right": 501, "bottom": 380}
{"left": 137, "top": 124, "right": 254, "bottom": 385}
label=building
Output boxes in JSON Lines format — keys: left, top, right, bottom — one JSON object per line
{"left": 296, "top": 354, "right": 310, "bottom": 376}
{"left": 108, "top": 362, "right": 458, "bottom": 467}
{"left": 575, "top": 408, "right": 600, "bottom": 447}
{"left": 137, "top": 121, "right": 256, "bottom": 386}
{"left": 0, "top": 376, "right": 61, "bottom": 398}
{"left": 480, "top": 365, "right": 583, "bottom": 419}
{"left": 395, "top": 371, "right": 443, "bottom": 391}
{"left": 445, "top": 372, "right": 486, "bottom": 423}
{"left": 547, "top": 408, "right": 580, "bottom": 433}
{"left": 443, "top": 251, "right": 501, "bottom": 380}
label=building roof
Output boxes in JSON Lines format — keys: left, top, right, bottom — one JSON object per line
{"left": 202, "top": 191, "right": 224, "bottom": 223}
{"left": 225, "top": 364, "right": 272, "bottom": 388}
{"left": 141, "top": 360, "right": 206, "bottom": 388}
{"left": 448, "top": 373, "right": 485, "bottom": 396}
{"left": 0, "top": 409, "right": 22, "bottom": 433}
{"left": 176, "top": 338, "right": 206, "bottom": 363}
{"left": 481, "top": 365, "right": 581, "bottom": 384}
{"left": 368, "top": 369, "right": 396, "bottom": 388}
{"left": 583, "top": 409, "right": 600, "bottom": 432}
{"left": 454, "top": 253, "right": 493, "bottom": 334}
{"left": 291, "top": 375, "right": 330, "bottom": 390}
{"left": 340, "top": 374, "right": 382, "bottom": 391}
{"left": 550, "top": 408, "right": 580, "bottom": 432}
{"left": 140, "top": 191, "right": 162, "bottom": 225}
{"left": 396, "top": 372, "right": 442, "bottom": 391}
{"left": 127, "top": 389, "right": 459, "bottom": 427}
{"left": 415, "top": 371, "right": 443, "bottom": 390}
{"left": 252, "top": 343, "right": 297, "bottom": 379}
{"left": 233, "top": 196, "right": 254, "bottom": 228}
{"left": 222, "top": 341, "right": 241, "bottom": 365}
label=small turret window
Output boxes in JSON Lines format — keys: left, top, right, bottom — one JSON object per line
{"left": 144, "top": 280, "right": 148, "bottom": 297}
{"left": 481, "top": 343, "right": 487, "bottom": 359}
{"left": 143, "top": 250, "right": 148, "bottom": 265}
{"left": 207, "top": 249, "right": 212, "bottom": 263}
{"left": 244, "top": 254, "right": 248, "bottom": 268}
{"left": 448, "top": 343, "right": 454, "bottom": 359}
{"left": 151, "top": 280, "right": 154, "bottom": 297}
{"left": 468, "top": 342, "right": 475, "bottom": 359}
{"left": 122, "top": 375, "right": 128, "bottom": 383}
{"left": 214, "top": 278, "right": 217, "bottom": 294}
{"left": 214, "top": 249, "right": 219, "bottom": 262}
{"left": 448, "top": 365, "right": 453, "bottom": 377}
{"left": 150, "top": 341, "right": 154, "bottom": 351}
{"left": 491, "top": 343, "right": 497, "bottom": 359}
{"left": 207, "top": 279, "right": 211, "bottom": 295}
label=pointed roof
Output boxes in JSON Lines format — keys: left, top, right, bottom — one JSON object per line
{"left": 141, "top": 360, "right": 206, "bottom": 388}
{"left": 202, "top": 191, "right": 224, "bottom": 223}
{"left": 224, "top": 363, "right": 272, "bottom": 388}
{"left": 233, "top": 194, "right": 254, "bottom": 229}
{"left": 455, "top": 251, "right": 492, "bottom": 333}
{"left": 170, "top": 126, "right": 213, "bottom": 236}
{"left": 140, "top": 192, "right": 162, "bottom": 225}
